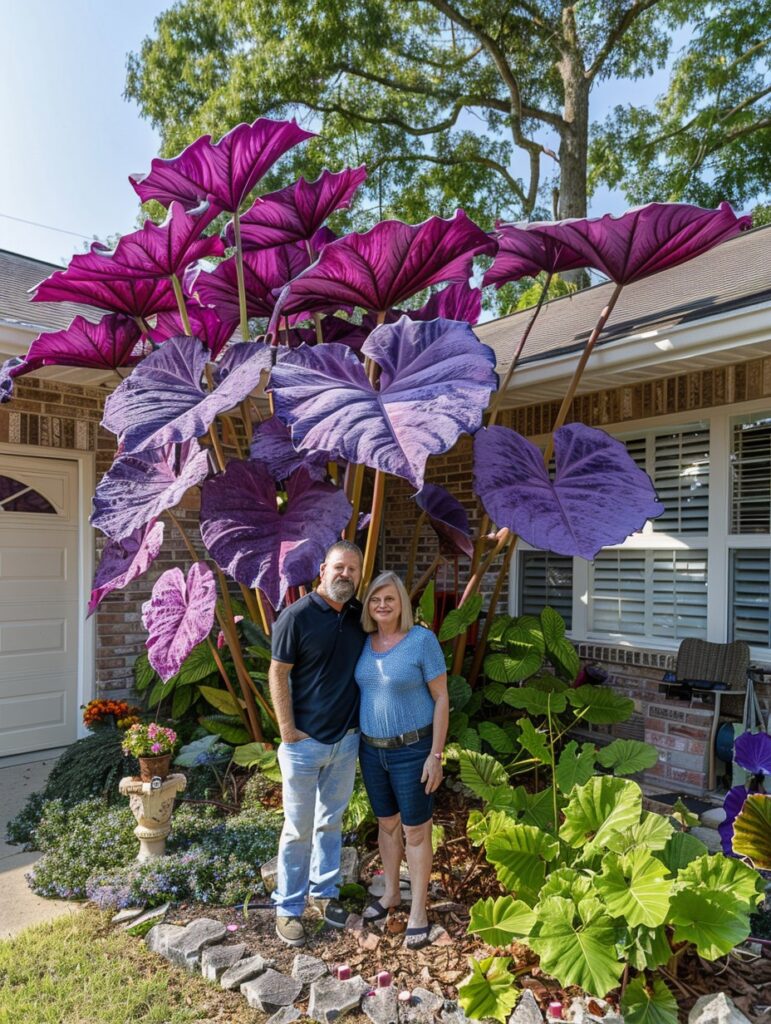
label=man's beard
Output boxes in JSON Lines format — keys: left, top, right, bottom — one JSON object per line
{"left": 326, "top": 577, "right": 355, "bottom": 602}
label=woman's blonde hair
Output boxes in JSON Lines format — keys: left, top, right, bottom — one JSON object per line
{"left": 361, "top": 571, "right": 414, "bottom": 634}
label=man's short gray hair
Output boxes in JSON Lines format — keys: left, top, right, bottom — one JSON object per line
{"left": 323, "top": 539, "right": 363, "bottom": 564}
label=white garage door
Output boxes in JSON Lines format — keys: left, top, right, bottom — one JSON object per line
{"left": 0, "top": 454, "right": 80, "bottom": 756}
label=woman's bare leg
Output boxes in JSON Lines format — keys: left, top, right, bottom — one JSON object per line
{"left": 364, "top": 813, "right": 403, "bottom": 916}
{"left": 403, "top": 818, "right": 432, "bottom": 930}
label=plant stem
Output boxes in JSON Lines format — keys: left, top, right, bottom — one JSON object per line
{"left": 313, "top": 313, "right": 324, "bottom": 344}
{"left": 171, "top": 275, "right": 192, "bottom": 335}
{"left": 547, "top": 692, "right": 559, "bottom": 830}
{"left": 231, "top": 210, "right": 250, "bottom": 342}
{"left": 205, "top": 636, "right": 251, "bottom": 734}
{"left": 409, "top": 555, "right": 441, "bottom": 601}
{"left": 359, "top": 469, "right": 385, "bottom": 597}
{"left": 405, "top": 512, "right": 428, "bottom": 591}
{"left": 466, "top": 538, "right": 517, "bottom": 686}
{"left": 207, "top": 424, "right": 227, "bottom": 473}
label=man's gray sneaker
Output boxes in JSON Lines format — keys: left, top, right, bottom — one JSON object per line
{"left": 276, "top": 915, "right": 306, "bottom": 946}
{"left": 314, "top": 898, "right": 349, "bottom": 929}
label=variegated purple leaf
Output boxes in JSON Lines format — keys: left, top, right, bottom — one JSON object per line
{"left": 102, "top": 336, "right": 271, "bottom": 452}
{"left": 213, "top": 340, "right": 275, "bottom": 384}
{"left": 150, "top": 305, "right": 237, "bottom": 357}
{"left": 0, "top": 356, "right": 44, "bottom": 403}
{"left": 473, "top": 423, "right": 663, "bottom": 560}
{"left": 31, "top": 262, "right": 177, "bottom": 318}
{"left": 733, "top": 731, "right": 771, "bottom": 775}
{"left": 88, "top": 520, "right": 165, "bottom": 616}
{"left": 91, "top": 440, "right": 210, "bottom": 539}
{"left": 130, "top": 118, "right": 315, "bottom": 212}
{"left": 269, "top": 316, "right": 498, "bottom": 488}
{"left": 532, "top": 202, "right": 751, "bottom": 285}
{"left": 279, "top": 210, "right": 496, "bottom": 315}
{"left": 26, "top": 314, "right": 141, "bottom": 370}
{"left": 250, "top": 415, "right": 329, "bottom": 482}
{"left": 142, "top": 561, "right": 217, "bottom": 681}
{"left": 719, "top": 785, "right": 749, "bottom": 856}
{"left": 483, "top": 221, "right": 590, "bottom": 288}
{"left": 311, "top": 226, "right": 338, "bottom": 253}
{"left": 200, "top": 462, "right": 351, "bottom": 608}
{"left": 415, "top": 484, "right": 474, "bottom": 559}
{"left": 192, "top": 243, "right": 311, "bottom": 321}
{"left": 226, "top": 166, "right": 367, "bottom": 250}
{"left": 107, "top": 202, "right": 224, "bottom": 280}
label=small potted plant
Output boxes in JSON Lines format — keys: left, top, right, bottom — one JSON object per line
{"left": 82, "top": 699, "right": 141, "bottom": 731}
{"left": 121, "top": 722, "right": 178, "bottom": 782}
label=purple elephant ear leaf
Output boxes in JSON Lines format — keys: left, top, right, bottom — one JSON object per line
{"left": 192, "top": 244, "right": 311, "bottom": 321}
{"left": 719, "top": 785, "right": 749, "bottom": 856}
{"left": 88, "top": 520, "right": 165, "bottom": 616}
{"left": 1, "top": 356, "right": 46, "bottom": 403}
{"left": 26, "top": 314, "right": 141, "bottom": 370}
{"left": 473, "top": 423, "right": 663, "bottom": 560}
{"left": 227, "top": 166, "right": 367, "bottom": 250}
{"left": 200, "top": 461, "right": 352, "bottom": 608}
{"left": 250, "top": 415, "right": 329, "bottom": 482}
{"left": 107, "top": 202, "right": 224, "bottom": 280}
{"left": 415, "top": 484, "right": 474, "bottom": 559}
{"left": 733, "top": 731, "right": 771, "bottom": 775}
{"left": 151, "top": 305, "right": 237, "bottom": 358}
{"left": 91, "top": 440, "right": 210, "bottom": 539}
{"left": 483, "top": 221, "right": 590, "bottom": 288}
{"left": 31, "top": 264, "right": 178, "bottom": 319}
{"left": 130, "top": 118, "right": 316, "bottom": 213}
{"left": 269, "top": 316, "right": 498, "bottom": 488}
{"left": 280, "top": 210, "right": 496, "bottom": 315}
{"left": 102, "top": 336, "right": 272, "bottom": 452}
{"left": 142, "top": 562, "right": 217, "bottom": 681}
{"left": 407, "top": 281, "right": 483, "bottom": 325}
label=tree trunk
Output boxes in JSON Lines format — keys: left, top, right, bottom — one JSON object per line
{"left": 557, "top": 64, "right": 590, "bottom": 220}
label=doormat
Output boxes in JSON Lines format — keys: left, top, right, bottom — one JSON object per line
{"left": 645, "top": 792, "right": 712, "bottom": 815}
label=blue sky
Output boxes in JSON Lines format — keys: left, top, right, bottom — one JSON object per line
{"left": 1, "top": 2, "right": 681, "bottom": 268}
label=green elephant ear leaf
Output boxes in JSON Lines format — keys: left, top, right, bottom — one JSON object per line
{"left": 556, "top": 740, "right": 598, "bottom": 795}
{"left": 485, "top": 824, "right": 559, "bottom": 906}
{"left": 538, "top": 867, "right": 595, "bottom": 905}
{"left": 457, "top": 956, "right": 519, "bottom": 1024}
{"left": 467, "top": 809, "right": 521, "bottom": 847}
{"left": 606, "top": 812, "right": 674, "bottom": 856}
{"left": 468, "top": 895, "right": 537, "bottom": 945}
{"left": 198, "top": 684, "right": 243, "bottom": 716}
{"left": 622, "top": 924, "right": 673, "bottom": 971}
{"left": 459, "top": 727, "right": 481, "bottom": 752}
{"left": 134, "top": 651, "right": 157, "bottom": 692}
{"left": 540, "top": 606, "right": 580, "bottom": 679}
{"left": 597, "top": 739, "right": 659, "bottom": 775}
{"left": 530, "top": 896, "right": 623, "bottom": 996}
{"left": 669, "top": 889, "right": 751, "bottom": 959}
{"left": 655, "top": 831, "right": 707, "bottom": 874}
{"left": 448, "top": 675, "right": 472, "bottom": 712}
{"left": 478, "top": 721, "right": 518, "bottom": 754}
{"left": 676, "top": 851, "right": 763, "bottom": 905}
{"left": 199, "top": 714, "right": 250, "bottom": 745}
{"left": 595, "top": 849, "right": 672, "bottom": 927}
{"left": 503, "top": 686, "right": 567, "bottom": 716}
{"left": 506, "top": 786, "right": 561, "bottom": 832}
{"left": 459, "top": 749, "right": 508, "bottom": 801}
{"left": 485, "top": 649, "right": 543, "bottom": 683}
{"left": 732, "top": 794, "right": 771, "bottom": 869}
{"left": 559, "top": 776, "right": 642, "bottom": 850}
{"left": 568, "top": 685, "right": 635, "bottom": 724}
{"left": 621, "top": 976, "right": 678, "bottom": 1024}
{"left": 438, "top": 594, "right": 483, "bottom": 642}
{"left": 505, "top": 614, "right": 545, "bottom": 654}
{"left": 518, "top": 719, "right": 551, "bottom": 764}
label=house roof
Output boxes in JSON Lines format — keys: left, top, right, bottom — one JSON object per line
{"left": 476, "top": 222, "right": 771, "bottom": 375}
{"left": 0, "top": 248, "right": 104, "bottom": 333}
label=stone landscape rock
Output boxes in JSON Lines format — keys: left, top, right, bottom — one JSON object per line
{"left": 144, "top": 923, "right": 185, "bottom": 957}
{"left": 440, "top": 1003, "right": 473, "bottom": 1024}
{"left": 688, "top": 993, "right": 752, "bottom": 1024}
{"left": 509, "top": 990, "right": 544, "bottom": 1024}
{"left": 429, "top": 924, "right": 452, "bottom": 946}
{"left": 200, "top": 942, "right": 246, "bottom": 981}
{"left": 111, "top": 906, "right": 145, "bottom": 925}
{"left": 399, "top": 986, "right": 444, "bottom": 1024}
{"left": 166, "top": 918, "right": 228, "bottom": 970}
{"left": 220, "top": 953, "right": 274, "bottom": 990}
{"left": 241, "top": 968, "right": 303, "bottom": 1012}
{"left": 125, "top": 902, "right": 170, "bottom": 932}
{"left": 308, "top": 973, "right": 370, "bottom": 1022}
{"left": 689, "top": 826, "right": 723, "bottom": 854}
{"left": 363, "top": 984, "right": 400, "bottom": 1024}
{"left": 368, "top": 871, "right": 412, "bottom": 901}
{"left": 291, "top": 952, "right": 328, "bottom": 985}
{"left": 260, "top": 856, "right": 279, "bottom": 894}
{"left": 340, "top": 846, "right": 360, "bottom": 886}
{"left": 267, "top": 1007, "right": 302, "bottom": 1024}
{"left": 700, "top": 807, "right": 726, "bottom": 829}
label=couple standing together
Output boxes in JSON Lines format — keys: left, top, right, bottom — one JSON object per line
{"left": 268, "top": 540, "right": 449, "bottom": 949}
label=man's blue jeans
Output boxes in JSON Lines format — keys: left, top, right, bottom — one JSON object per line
{"left": 273, "top": 729, "right": 359, "bottom": 918}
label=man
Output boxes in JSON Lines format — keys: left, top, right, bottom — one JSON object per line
{"left": 268, "top": 540, "right": 366, "bottom": 946}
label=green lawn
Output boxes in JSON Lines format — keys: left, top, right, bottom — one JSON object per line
{"left": 0, "top": 909, "right": 258, "bottom": 1024}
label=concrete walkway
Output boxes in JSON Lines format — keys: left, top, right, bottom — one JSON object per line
{"left": 0, "top": 757, "right": 83, "bottom": 940}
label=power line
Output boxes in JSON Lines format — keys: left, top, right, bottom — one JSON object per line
{"left": 0, "top": 211, "right": 92, "bottom": 241}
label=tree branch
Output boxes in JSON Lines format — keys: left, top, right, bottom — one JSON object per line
{"left": 313, "top": 98, "right": 470, "bottom": 136}
{"left": 586, "top": 0, "right": 665, "bottom": 81}
{"left": 718, "top": 85, "right": 771, "bottom": 125}
{"left": 332, "top": 61, "right": 510, "bottom": 112}
{"left": 371, "top": 151, "right": 527, "bottom": 207}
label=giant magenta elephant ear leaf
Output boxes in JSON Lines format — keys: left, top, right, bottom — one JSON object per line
{"left": 129, "top": 117, "right": 315, "bottom": 213}
{"left": 473, "top": 423, "right": 663, "bottom": 560}
{"left": 192, "top": 243, "right": 312, "bottom": 321}
{"left": 105, "top": 201, "right": 224, "bottom": 279}
{"left": 268, "top": 316, "right": 498, "bottom": 489}
{"left": 142, "top": 562, "right": 217, "bottom": 682}
{"left": 278, "top": 210, "right": 496, "bottom": 315}
{"left": 26, "top": 314, "right": 141, "bottom": 370}
{"left": 250, "top": 416, "right": 329, "bottom": 483}
{"left": 102, "top": 336, "right": 272, "bottom": 452}
{"left": 90, "top": 440, "right": 211, "bottom": 540}
{"left": 415, "top": 483, "right": 474, "bottom": 559}
{"left": 151, "top": 304, "right": 238, "bottom": 358}
{"left": 30, "top": 255, "right": 178, "bottom": 318}
{"left": 483, "top": 221, "right": 590, "bottom": 288}
{"left": 406, "top": 280, "right": 483, "bottom": 325}
{"left": 199, "top": 462, "right": 352, "bottom": 608}
{"left": 88, "top": 520, "right": 165, "bottom": 616}
{"left": 226, "top": 166, "right": 367, "bottom": 250}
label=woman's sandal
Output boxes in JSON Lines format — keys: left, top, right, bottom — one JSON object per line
{"left": 404, "top": 924, "right": 431, "bottom": 949}
{"left": 362, "top": 899, "right": 399, "bottom": 922}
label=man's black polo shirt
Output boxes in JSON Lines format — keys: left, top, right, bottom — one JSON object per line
{"left": 271, "top": 591, "right": 366, "bottom": 743}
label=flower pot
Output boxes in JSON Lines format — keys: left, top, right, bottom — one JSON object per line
{"left": 138, "top": 753, "right": 172, "bottom": 782}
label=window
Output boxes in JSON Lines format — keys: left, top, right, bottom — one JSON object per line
{"left": 0, "top": 475, "right": 56, "bottom": 514}
{"left": 730, "top": 550, "right": 771, "bottom": 646}
{"left": 519, "top": 551, "right": 573, "bottom": 627}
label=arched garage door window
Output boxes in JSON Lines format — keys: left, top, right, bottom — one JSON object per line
{"left": 0, "top": 475, "right": 57, "bottom": 514}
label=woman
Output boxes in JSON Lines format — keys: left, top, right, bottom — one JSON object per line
{"left": 355, "top": 570, "right": 449, "bottom": 949}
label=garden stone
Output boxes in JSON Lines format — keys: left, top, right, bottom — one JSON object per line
{"left": 166, "top": 918, "right": 228, "bottom": 970}
{"left": 700, "top": 807, "right": 726, "bottom": 829}
{"left": 363, "top": 984, "right": 399, "bottom": 1024}
{"left": 688, "top": 993, "right": 752, "bottom": 1024}
{"left": 508, "top": 990, "right": 544, "bottom": 1024}
{"left": 220, "top": 953, "right": 274, "bottom": 990}
{"left": 308, "top": 973, "right": 370, "bottom": 1022}
{"left": 261, "top": 855, "right": 279, "bottom": 894}
{"left": 689, "top": 827, "right": 723, "bottom": 854}
{"left": 340, "top": 846, "right": 360, "bottom": 885}
{"left": 440, "top": 1005, "right": 473, "bottom": 1024}
{"left": 126, "top": 902, "right": 171, "bottom": 932}
{"left": 242, "top": 969, "right": 303, "bottom": 1012}
{"left": 399, "top": 987, "right": 444, "bottom": 1024}
{"left": 145, "top": 923, "right": 185, "bottom": 957}
{"left": 200, "top": 942, "right": 247, "bottom": 981}
{"left": 111, "top": 906, "right": 145, "bottom": 925}
{"left": 292, "top": 953, "right": 328, "bottom": 985}
{"left": 369, "top": 870, "right": 411, "bottom": 899}
{"left": 267, "top": 1007, "right": 302, "bottom": 1024}
{"left": 429, "top": 924, "right": 452, "bottom": 946}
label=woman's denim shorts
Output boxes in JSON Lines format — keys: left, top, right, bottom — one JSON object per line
{"left": 359, "top": 731, "right": 434, "bottom": 826}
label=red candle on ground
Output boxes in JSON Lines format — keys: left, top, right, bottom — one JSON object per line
{"left": 337, "top": 965, "right": 351, "bottom": 981}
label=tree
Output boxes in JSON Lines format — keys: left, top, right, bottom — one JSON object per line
{"left": 590, "top": 3, "right": 771, "bottom": 208}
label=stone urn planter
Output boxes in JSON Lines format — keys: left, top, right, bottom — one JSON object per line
{"left": 119, "top": 772, "right": 187, "bottom": 862}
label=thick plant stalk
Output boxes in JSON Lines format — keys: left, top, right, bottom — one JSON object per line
{"left": 359, "top": 469, "right": 386, "bottom": 597}
{"left": 346, "top": 312, "right": 386, "bottom": 547}
{"left": 231, "top": 209, "right": 250, "bottom": 341}
{"left": 205, "top": 636, "right": 251, "bottom": 735}
{"left": 207, "top": 423, "right": 227, "bottom": 475}
{"left": 405, "top": 511, "right": 428, "bottom": 591}
{"left": 171, "top": 275, "right": 192, "bottom": 335}
{"left": 344, "top": 464, "right": 366, "bottom": 542}
{"left": 466, "top": 538, "right": 517, "bottom": 686}
{"left": 409, "top": 555, "right": 441, "bottom": 602}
